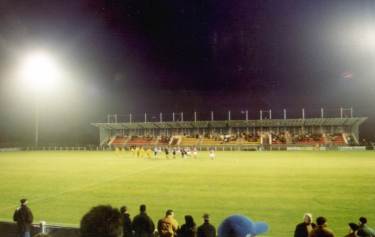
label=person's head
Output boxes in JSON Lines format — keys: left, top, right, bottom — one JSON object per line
{"left": 218, "top": 215, "right": 269, "bottom": 237}
{"left": 359, "top": 217, "right": 367, "bottom": 225}
{"left": 33, "top": 234, "right": 51, "bottom": 237}
{"left": 316, "top": 217, "right": 327, "bottom": 226}
{"left": 20, "top": 198, "right": 28, "bottom": 206}
{"left": 120, "top": 206, "right": 127, "bottom": 214}
{"left": 184, "top": 215, "right": 195, "bottom": 227}
{"left": 203, "top": 213, "right": 210, "bottom": 222}
{"left": 303, "top": 213, "right": 312, "bottom": 224}
{"left": 166, "top": 209, "right": 174, "bottom": 217}
{"left": 349, "top": 223, "right": 359, "bottom": 233}
{"left": 140, "top": 204, "right": 146, "bottom": 213}
{"left": 80, "top": 205, "right": 122, "bottom": 237}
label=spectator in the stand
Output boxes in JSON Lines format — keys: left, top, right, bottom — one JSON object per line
{"left": 197, "top": 214, "right": 216, "bottom": 237}
{"left": 345, "top": 223, "right": 359, "bottom": 237}
{"left": 178, "top": 215, "right": 197, "bottom": 237}
{"left": 13, "top": 198, "right": 34, "bottom": 237}
{"left": 120, "top": 206, "right": 133, "bottom": 237}
{"left": 80, "top": 205, "right": 122, "bottom": 237}
{"left": 309, "top": 216, "right": 335, "bottom": 237}
{"left": 357, "top": 217, "right": 375, "bottom": 237}
{"left": 157, "top": 209, "right": 179, "bottom": 237}
{"left": 132, "top": 204, "right": 155, "bottom": 237}
{"left": 294, "top": 213, "right": 316, "bottom": 237}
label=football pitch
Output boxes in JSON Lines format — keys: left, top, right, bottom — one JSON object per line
{"left": 0, "top": 151, "right": 374, "bottom": 237}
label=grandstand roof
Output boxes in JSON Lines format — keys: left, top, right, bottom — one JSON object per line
{"left": 92, "top": 117, "right": 367, "bottom": 130}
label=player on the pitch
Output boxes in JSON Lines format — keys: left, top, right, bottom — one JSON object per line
{"left": 209, "top": 148, "right": 215, "bottom": 160}
{"left": 146, "top": 147, "right": 153, "bottom": 159}
{"left": 192, "top": 147, "right": 198, "bottom": 159}
{"left": 164, "top": 147, "right": 170, "bottom": 159}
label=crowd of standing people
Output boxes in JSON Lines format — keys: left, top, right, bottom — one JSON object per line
{"left": 12, "top": 200, "right": 216, "bottom": 237}
{"left": 81, "top": 204, "right": 216, "bottom": 237}
{"left": 294, "top": 213, "right": 375, "bottom": 237}
{"left": 127, "top": 146, "right": 215, "bottom": 160}
{"left": 12, "top": 199, "right": 375, "bottom": 237}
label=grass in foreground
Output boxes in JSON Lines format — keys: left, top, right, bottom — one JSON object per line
{"left": 0, "top": 151, "right": 374, "bottom": 237}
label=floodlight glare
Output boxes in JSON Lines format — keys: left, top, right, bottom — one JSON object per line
{"left": 20, "top": 51, "right": 61, "bottom": 91}
{"left": 18, "top": 50, "right": 63, "bottom": 147}
{"left": 361, "top": 28, "right": 375, "bottom": 49}
{"left": 351, "top": 24, "right": 375, "bottom": 51}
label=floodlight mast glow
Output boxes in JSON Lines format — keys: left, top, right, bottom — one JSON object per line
{"left": 20, "top": 51, "right": 61, "bottom": 147}
{"left": 21, "top": 52, "right": 60, "bottom": 91}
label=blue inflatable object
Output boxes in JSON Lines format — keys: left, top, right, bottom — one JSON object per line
{"left": 218, "top": 215, "right": 269, "bottom": 237}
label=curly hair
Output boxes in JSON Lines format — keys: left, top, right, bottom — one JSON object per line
{"left": 80, "top": 205, "right": 122, "bottom": 237}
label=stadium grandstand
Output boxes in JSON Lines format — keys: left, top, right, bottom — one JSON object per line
{"left": 92, "top": 109, "right": 367, "bottom": 151}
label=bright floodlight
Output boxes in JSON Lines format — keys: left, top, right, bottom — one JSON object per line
{"left": 20, "top": 51, "right": 61, "bottom": 91}
{"left": 361, "top": 28, "right": 375, "bottom": 50}
{"left": 351, "top": 24, "right": 375, "bottom": 51}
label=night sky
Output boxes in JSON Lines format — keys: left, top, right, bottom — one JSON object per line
{"left": 0, "top": 0, "right": 375, "bottom": 145}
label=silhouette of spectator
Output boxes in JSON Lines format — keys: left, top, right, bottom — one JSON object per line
{"left": 80, "top": 205, "right": 122, "bottom": 237}
{"left": 120, "top": 206, "right": 133, "bottom": 237}
{"left": 132, "top": 205, "right": 155, "bottom": 237}
{"left": 309, "top": 216, "right": 335, "bottom": 237}
{"left": 13, "top": 198, "right": 34, "bottom": 237}
{"left": 157, "top": 209, "right": 179, "bottom": 237}
{"left": 358, "top": 217, "right": 375, "bottom": 237}
{"left": 197, "top": 214, "right": 216, "bottom": 237}
{"left": 178, "top": 215, "right": 197, "bottom": 237}
{"left": 345, "top": 223, "right": 359, "bottom": 237}
{"left": 294, "top": 213, "right": 316, "bottom": 237}
{"left": 32, "top": 234, "right": 51, "bottom": 237}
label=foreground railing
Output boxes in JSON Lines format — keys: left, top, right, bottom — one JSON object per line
{"left": 0, "top": 221, "right": 79, "bottom": 237}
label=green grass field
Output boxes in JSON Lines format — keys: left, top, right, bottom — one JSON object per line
{"left": 0, "top": 151, "right": 374, "bottom": 237}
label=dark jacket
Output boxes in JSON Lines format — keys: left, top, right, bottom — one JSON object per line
{"left": 132, "top": 212, "right": 155, "bottom": 237}
{"left": 197, "top": 222, "right": 216, "bottom": 237}
{"left": 309, "top": 225, "right": 335, "bottom": 237}
{"left": 13, "top": 205, "right": 33, "bottom": 233}
{"left": 178, "top": 224, "right": 197, "bottom": 237}
{"left": 358, "top": 224, "right": 375, "bottom": 237}
{"left": 121, "top": 212, "right": 133, "bottom": 237}
{"left": 294, "top": 222, "right": 316, "bottom": 237}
